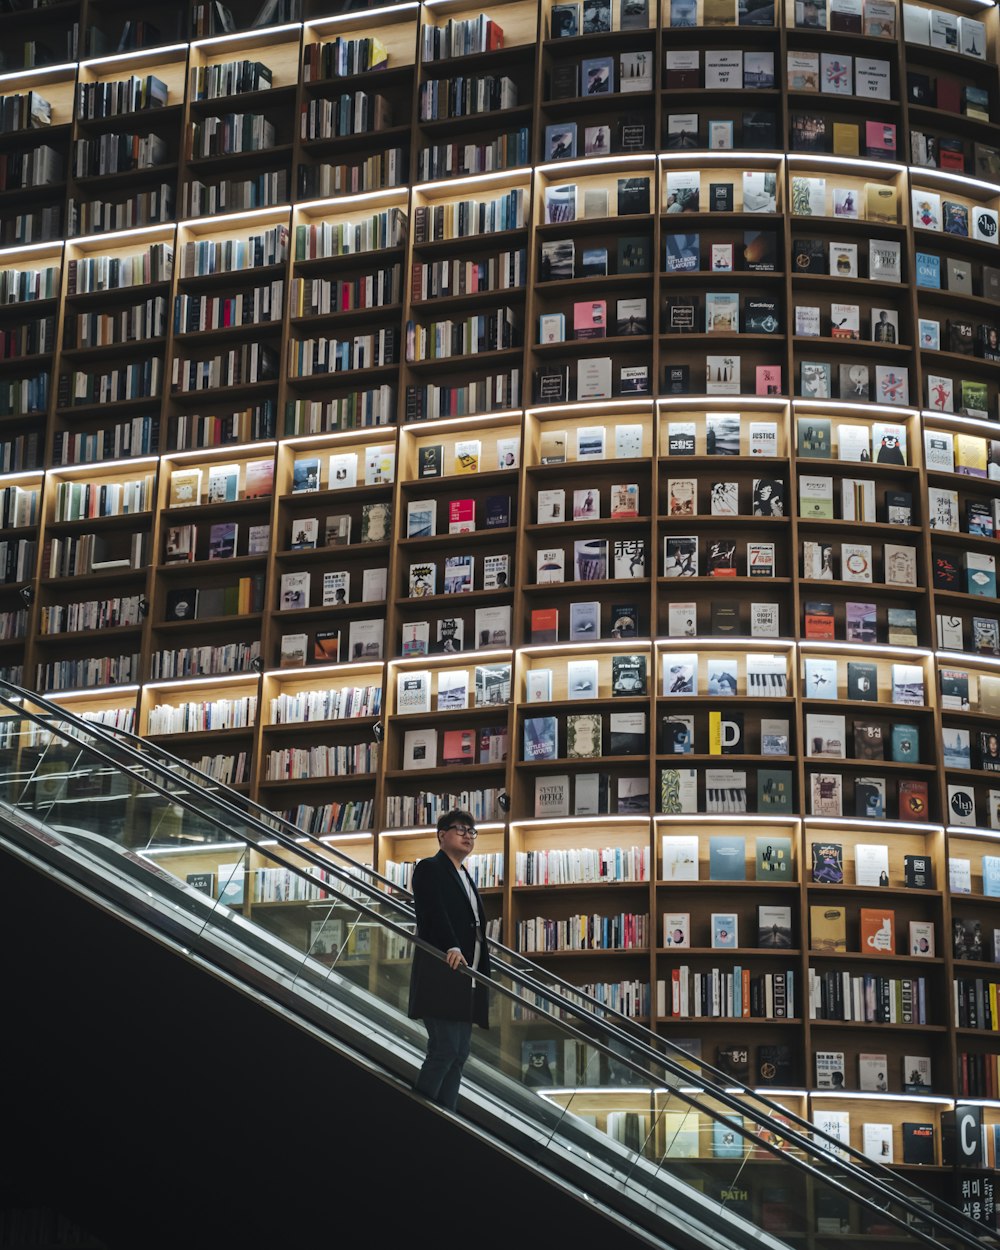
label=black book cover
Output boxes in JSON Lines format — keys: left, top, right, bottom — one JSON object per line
{"left": 711, "top": 600, "right": 740, "bottom": 635}
{"left": 792, "top": 237, "right": 827, "bottom": 274}
{"left": 743, "top": 230, "right": 777, "bottom": 272}
{"left": 709, "top": 182, "right": 733, "bottom": 211}
{"left": 745, "top": 298, "right": 780, "bottom": 333}
{"left": 742, "top": 110, "right": 776, "bottom": 148}
{"left": 901, "top": 1123, "right": 935, "bottom": 1165}
{"left": 617, "top": 176, "right": 651, "bottom": 215}
{"left": 664, "top": 364, "right": 689, "bottom": 394}
{"left": 904, "top": 854, "right": 933, "bottom": 888}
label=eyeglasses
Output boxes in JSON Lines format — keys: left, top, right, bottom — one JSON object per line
{"left": 445, "top": 825, "right": 477, "bottom": 839}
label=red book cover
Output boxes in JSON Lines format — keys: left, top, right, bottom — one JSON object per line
{"left": 448, "top": 498, "right": 475, "bottom": 532}
{"left": 898, "top": 779, "right": 930, "bottom": 820}
{"left": 573, "top": 299, "right": 607, "bottom": 339}
{"left": 936, "top": 78, "right": 961, "bottom": 113}
{"left": 860, "top": 907, "right": 896, "bottom": 955}
{"left": 531, "top": 607, "right": 559, "bottom": 642}
{"left": 865, "top": 120, "right": 897, "bottom": 158}
{"left": 804, "top": 609, "right": 835, "bottom": 639}
{"left": 756, "top": 364, "right": 782, "bottom": 395}
{"left": 442, "top": 727, "right": 476, "bottom": 764}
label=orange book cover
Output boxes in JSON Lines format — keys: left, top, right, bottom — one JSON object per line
{"left": 530, "top": 607, "right": 559, "bottom": 643}
{"left": 860, "top": 907, "right": 895, "bottom": 955}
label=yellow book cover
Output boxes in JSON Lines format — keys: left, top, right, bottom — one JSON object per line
{"left": 810, "top": 903, "right": 847, "bottom": 951}
{"left": 865, "top": 182, "right": 897, "bottom": 223}
{"left": 956, "top": 433, "right": 987, "bottom": 474}
{"left": 709, "top": 710, "right": 723, "bottom": 754}
{"left": 833, "top": 122, "right": 859, "bottom": 156}
{"left": 454, "top": 438, "right": 481, "bottom": 473}
{"left": 702, "top": 0, "right": 736, "bottom": 23}
{"left": 169, "top": 467, "right": 203, "bottom": 507}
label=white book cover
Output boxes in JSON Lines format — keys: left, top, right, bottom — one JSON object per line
{"left": 536, "top": 548, "right": 565, "bottom": 583}
{"left": 361, "top": 568, "right": 386, "bottom": 603}
{"left": 662, "top": 834, "right": 699, "bottom": 880}
{"left": 805, "top": 712, "right": 846, "bottom": 757}
{"left": 437, "top": 669, "right": 469, "bottom": 710}
{"left": 615, "top": 423, "right": 644, "bottom": 458}
{"left": 328, "top": 452, "right": 358, "bottom": 489}
{"left": 663, "top": 653, "right": 697, "bottom": 695}
{"left": 280, "top": 571, "right": 310, "bottom": 610}
{"left": 577, "top": 425, "right": 606, "bottom": 459}
{"left": 820, "top": 52, "right": 852, "bottom": 94}
{"left": 705, "top": 49, "right": 742, "bottom": 89}
{"left": 841, "top": 542, "right": 873, "bottom": 582}
{"left": 403, "top": 728, "right": 438, "bottom": 770}
{"left": 534, "top": 775, "right": 571, "bottom": 818}
{"left": 364, "top": 444, "right": 395, "bottom": 485}
{"left": 862, "top": 1123, "right": 894, "bottom": 1164}
{"left": 911, "top": 189, "right": 941, "bottom": 231}
{"left": 525, "top": 669, "right": 553, "bottom": 702}
{"left": 406, "top": 499, "right": 436, "bottom": 538}
{"left": 667, "top": 603, "right": 697, "bottom": 637}
{"left": 347, "top": 618, "right": 383, "bottom": 660}
{"left": 920, "top": 427, "right": 955, "bottom": 470}
{"left": 396, "top": 670, "right": 431, "bottom": 713}
{"left": 855, "top": 57, "right": 890, "bottom": 97}
{"left": 322, "top": 570, "right": 350, "bottom": 605}
{"left": 567, "top": 658, "right": 599, "bottom": 698}
{"left": 837, "top": 424, "right": 870, "bottom": 461}
{"left": 474, "top": 605, "right": 510, "bottom": 648}
{"left": 537, "top": 489, "right": 566, "bottom": 524}
{"left": 749, "top": 422, "right": 778, "bottom": 457}
{"left": 855, "top": 843, "right": 889, "bottom": 886}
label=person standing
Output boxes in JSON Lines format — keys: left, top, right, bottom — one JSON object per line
{"left": 408, "top": 811, "right": 491, "bottom": 1110}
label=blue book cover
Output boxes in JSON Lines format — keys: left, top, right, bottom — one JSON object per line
{"left": 712, "top": 913, "right": 739, "bottom": 948}
{"left": 982, "top": 855, "right": 1000, "bottom": 897}
{"left": 915, "top": 252, "right": 940, "bottom": 288}
{"left": 712, "top": 1116, "right": 745, "bottom": 1158}
{"left": 709, "top": 834, "right": 746, "bottom": 880}
{"left": 523, "top": 716, "right": 558, "bottom": 761}
{"left": 891, "top": 723, "right": 920, "bottom": 763}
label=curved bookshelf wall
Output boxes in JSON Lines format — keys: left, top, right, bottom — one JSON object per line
{"left": 3, "top": 0, "right": 1000, "bottom": 1220}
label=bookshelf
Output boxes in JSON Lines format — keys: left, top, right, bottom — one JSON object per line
{"left": 5, "top": 0, "right": 1000, "bottom": 1218}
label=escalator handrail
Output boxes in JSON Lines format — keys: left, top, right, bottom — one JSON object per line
{"left": 0, "top": 681, "right": 991, "bottom": 1248}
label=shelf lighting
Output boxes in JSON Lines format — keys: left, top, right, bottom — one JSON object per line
{"left": 262, "top": 661, "right": 384, "bottom": 680}
{"left": 55, "top": 456, "right": 158, "bottom": 478}
{"left": 520, "top": 640, "right": 652, "bottom": 657}
{"left": 282, "top": 428, "right": 386, "bottom": 449}
{"left": 789, "top": 154, "right": 906, "bottom": 174}
{"left": 655, "top": 636, "right": 795, "bottom": 649}
{"left": 946, "top": 825, "right": 1000, "bottom": 840}
{"left": 656, "top": 395, "right": 788, "bottom": 409}
{"left": 810, "top": 1090, "right": 954, "bottom": 1105}
{"left": 923, "top": 410, "right": 1000, "bottom": 434}
{"left": 305, "top": 2, "right": 419, "bottom": 27}
{"left": 792, "top": 399, "right": 918, "bottom": 418}
{"left": 182, "top": 206, "right": 291, "bottom": 231}
{"left": 390, "top": 648, "right": 511, "bottom": 669}
{"left": 81, "top": 43, "right": 188, "bottom": 68}
{"left": 191, "top": 23, "right": 302, "bottom": 49}
{"left": 659, "top": 151, "right": 780, "bottom": 165}
{"left": 0, "top": 62, "right": 76, "bottom": 84}
{"left": 145, "top": 673, "right": 260, "bottom": 692}
{"left": 48, "top": 685, "right": 139, "bottom": 701}
{"left": 414, "top": 167, "right": 532, "bottom": 195}
{"left": 937, "top": 649, "right": 1000, "bottom": 669}
{"left": 538, "top": 154, "right": 656, "bottom": 176}
{"left": 147, "top": 841, "right": 245, "bottom": 856}
{"left": 398, "top": 409, "right": 522, "bottom": 433}
{"left": 0, "top": 470, "right": 44, "bottom": 486}
{"left": 318, "top": 832, "right": 376, "bottom": 846}
{"left": 527, "top": 399, "right": 651, "bottom": 417}
{"left": 295, "top": 186, "right": 406, "bottom": 213}
{"left": 513, "top": 815, "right": 650, "bottom": 829}
{"left": 168, "top": 441, "right": 276, "bottom": 463}
{"left": 655, "top": 813, "right": 801, "bottom": 825}
{"left": 803, "top": 817, "right": 944, "bottom": 834}
{"left": 909, "top": 165, "right": 1000, "bottom": 197}
{"left": 0, "top": 240, "right": 65, "bottom": 260}
{"left": 799, "top": 640, "right": 933, "bottom": 659}
{"left": 71, "top": 223, "right": 174, "bottom": 249}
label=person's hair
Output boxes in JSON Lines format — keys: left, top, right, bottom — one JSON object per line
{"left": 436, "top": 809, "right": 475, "bottom": 840}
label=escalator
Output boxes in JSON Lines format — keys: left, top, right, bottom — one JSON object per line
{"left": 0, "top": 678, "right": 995, "bottom": 1250}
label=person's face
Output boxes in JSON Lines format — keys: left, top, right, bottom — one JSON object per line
{"left": 439, "top": 821, "right": 477, "bottom": 860}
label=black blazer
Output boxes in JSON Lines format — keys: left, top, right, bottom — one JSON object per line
{"left": 407, "top": 850, "right": 491, "bottom": 1027}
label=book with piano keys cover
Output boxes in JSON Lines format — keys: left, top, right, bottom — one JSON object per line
{"left": 747, "top": 653, "right": 787, "bottom": 695}
{"left": 705, "top": 767, "right": 747, "bottom": 812}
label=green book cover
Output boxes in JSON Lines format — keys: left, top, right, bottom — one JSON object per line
{"left": 756, "top": 832, "right": 793, "bottom": 875}
{"left": 757, "top": 772, "right": 793, "bottom": 815}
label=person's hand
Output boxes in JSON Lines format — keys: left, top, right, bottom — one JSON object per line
{"left": 445, "top": 948, "right": 467, "bottom": 970}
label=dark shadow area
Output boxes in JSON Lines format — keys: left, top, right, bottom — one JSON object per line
{"left": 0, "top": 845, "right": 652, "bottom": 1250}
